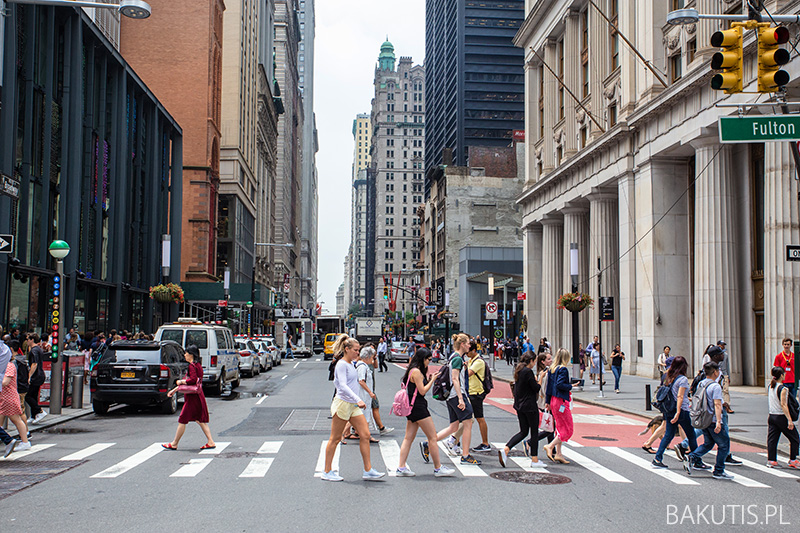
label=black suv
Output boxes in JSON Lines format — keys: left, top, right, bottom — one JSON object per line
{"left": 90, "top": 340, "right": 188, "bottom": 415}
{"left": 313, "top": 333, "right": 324, "bottom": 354}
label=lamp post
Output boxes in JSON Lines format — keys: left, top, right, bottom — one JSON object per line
{"left": 48, "top": 240, "right": 69, "bottom": 415}
{"left": 488, "top": 274, "right": 495, "bottom": 367}
{"left": 570, "top": 243, "right": 581, "bottom": 389}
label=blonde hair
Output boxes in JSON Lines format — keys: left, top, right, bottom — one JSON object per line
{"left": 451, "top": 333, "right": 469, "bottom": 351}
{"left": 549, "top": 348, "right": 571, "bottom": 373}
{"left": 331, "top": 334, "right": 355, "bottom": 357}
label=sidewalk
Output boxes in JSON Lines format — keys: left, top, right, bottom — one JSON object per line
{"left": 487, "top": 358, "right": 774, "bottom": 451}
{"left": 3, "top": 386, "right": 94, "bottom": 438}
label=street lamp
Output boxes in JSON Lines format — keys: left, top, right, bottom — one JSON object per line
{"left": 48, "top": 240, "right": 70, "bottom": 416}
{"left": 3, "top": 0, "right": 152, "bottom": 19}
{"left": 666, "top": 6, "right": 800, "bottom": 25}
{"left": 570, "top": 243, "right": 581, "bottom": 388}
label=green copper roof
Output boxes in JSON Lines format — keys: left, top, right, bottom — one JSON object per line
{"left": 379, "top": 37, "right": 394, "bottom": 58}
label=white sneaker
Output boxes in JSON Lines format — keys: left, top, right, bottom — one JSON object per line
{"left": 395, "top": 467, "right": 416, "bottom": 477}
{"left": 15, "top": 441, "right": 32, "bottom": 452}
{"left": 453, "top": 444, "right": 463, "bottom": 455}
{"left": 321, "top": 470, "right": 343, "bottom": 482}
{"left": 362, "top": 468, "right": 386, "bottom": 481}
{"left": 498, "top": 449, "right": 508, "bottom": 468}
{"left": 4, "top": 439, "right": 18, "bottom": 458}
{"left": 33, "top": 411, "right": 47, "bottom": 424}
{"left": 530, "top": 459, "right": 547, "bottom": 468}
{"left": 380, "top": 426, "right": 394, "bottom": 435}
{"left": 434, "top": 465, "right": 455, "bottom": 477}
{"left": 444, "top": 436, "right": 457, "bottom": 456}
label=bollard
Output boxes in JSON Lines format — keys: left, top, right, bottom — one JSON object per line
{"left": 645, "top": 383, "right": 652, "bottom": 411}
{"left": 72, "top": 373, "right": 84, "bottom": 409}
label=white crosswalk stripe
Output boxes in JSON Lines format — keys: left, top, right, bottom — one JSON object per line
{"left": 437, "top": 442, "right": 487, "bottom": 476}
{"left": 602, "top": 446, "right": 700, "bottom": 485}
{"left": 561, "top": 447, "right": 632, "bottom": 483}
{"left": 314, "top": 440, "right": 340, "bottom": 477}
{"left": 701, "top": 452, "right": 770, "bottom": 488}
{"left": 0, "top": 443, "right": 56, "bottom": 461}
{"left": 239, "top": 458, "right": 274, "bottom": 478}
{"left": 257, "top": 441, "right": 283, "bottom": 454}
{"left": 490, "top": 442, "right": 548, "bottom": 471}
{"left": 379, "top": 439, "right": 402, "bottom": 476}
{"left": 739, "top": 456, "right": 799, "bottom": 478}
{"left": 199, "top": 442, "right": 230, "bottom": 455}
{"left": 59, "top": 443, "right": 116, "bottom": 461}
{"left": 91, "top": 443, "right": 163, "bottom": 478}
{"left": 171, "top": 458, "right": 213, "bottom": 477}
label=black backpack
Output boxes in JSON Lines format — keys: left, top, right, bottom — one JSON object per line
{"left": 431, "top": 356, "right": 455, "bottom": 401}
{"left": 653, "top": 382, "right": 677, "bottom": 417}
{"left": 478, "top": 356, "right": 493, "bottom": 394}
{"left": 781, "top": 385, "right": 800, "bottom": 422}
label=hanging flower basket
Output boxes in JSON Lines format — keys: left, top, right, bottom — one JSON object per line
{"left": 557, "top": 292, "right": 594, "bottom": 313}
{"left": 149, "top": 283, "right": 185, "bottom": 304}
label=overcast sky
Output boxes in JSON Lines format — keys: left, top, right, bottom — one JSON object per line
{"left": 314, "top": 0, "right": 425, "bottom": 312}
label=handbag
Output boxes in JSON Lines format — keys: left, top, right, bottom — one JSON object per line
{"left": 177, "top": 380, "right": 202, "bottom": 395}
{"left": 390, "top": 375, "right": 418, "bottom": 417}
{"left": 539, "top": 409, "right": 554, "bottom": 433}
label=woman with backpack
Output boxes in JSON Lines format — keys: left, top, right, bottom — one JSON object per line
{"left": 652, "top": 355, "right": 697, "bottom": 469}
{"left": 766, "top": 366, "right": 800, "bottom": 468}
{"left": 395, "top": 347, "right": 455, "bottom": 477}
{"left": 543, "top": 348, "right": 573, "bottom": 464}
{"left": 498, "top": 352, "right": 544, "bottom": 468}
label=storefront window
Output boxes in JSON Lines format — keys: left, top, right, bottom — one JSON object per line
{"left": 7, "top": 275, "right": 46, "bottom": 335}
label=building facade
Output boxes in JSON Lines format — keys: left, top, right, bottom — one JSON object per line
{"left": 516, "top": 0, "right": 800, "bottom": 385}
{"left": 0, "top": 4, "right": 183, "bottom": 335}
{"left": 424, "top": 0, "right": 525, "bottom": 197}
{"left": 121, "top": 0, "right": 225, "bottom": 284}
{"left": 368, "top": 42, "right": 426, "bottom": 315}
{"left": 347, "top": 114, "right": 372, "bottom": 311}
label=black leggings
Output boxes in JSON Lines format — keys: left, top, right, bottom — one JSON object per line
{"left": 506, "top": 410, "right": 540, "bottom": 456}
{"left": 26, "top": 383, "right": 43, "bottom": 416}
{"left": 768, "top": 414, "right": 800, "bottom": 461}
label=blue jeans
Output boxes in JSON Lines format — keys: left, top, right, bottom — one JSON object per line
{"left": 688, "top": 420, "right": 730, "bottom": 475}
{"left": 655, "top": 410, "right": 697, "bottom": 462}
{"left": 0, "top": 426, "right": 11, "bottom": 445}
{"left": 611, "top": 366, "right": 622, "bottom": 390}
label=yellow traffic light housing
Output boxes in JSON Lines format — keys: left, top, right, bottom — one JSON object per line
{"left": 383, "top": 286, "right": 389, "bottom": 299}
{"left": 757, "top": 24, "right": 790, "bottom": 92}
{"left": 710, "top": 25, "right": 743, "bottom": 94}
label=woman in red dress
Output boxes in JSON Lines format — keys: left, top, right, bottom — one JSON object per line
{"left": 162, "top": 345, "right": 215, "bottom": 450}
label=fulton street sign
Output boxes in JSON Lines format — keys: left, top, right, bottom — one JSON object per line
{"left": 719, "top": 115, "right": 800, "bottom": 143}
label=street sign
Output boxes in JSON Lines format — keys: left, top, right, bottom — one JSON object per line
{"left": 1, "top": 174, "right": 20, "bottom": 199}
{"left": 517, "top": 292, "right": 526, "bottom": 301}
{"left": 600, "top": 296, "right": 615, "bottom": 322}
{"left": 719, "top": 115, "right": 800, "bottom": 143}
{"left": 0, "top": 234, "right": 13, "bottom": 253}
{"left": 486, "top": 301, "right": 498, "bottom": 320}
{"left": 425, "top": 305, "right": 437, "bottom": 311}
{"left": 787, "top": 245, "right": 800, "bottom": 261}
{"left": 494, "top": 329, "right": 503, "bottom": 339}
{"left": 218, "top": 299, "right": 228, "bottom": 307}
{"left": 283, "top": 283, "right": 290, "bottom": 292}
{"left": 441, "top": 312, "right": 457, "bottom": 319}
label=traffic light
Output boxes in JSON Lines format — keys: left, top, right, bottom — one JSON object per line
{"left": 382, "top": 286, "right": 389, "bottom": 299}
{"left": 710, "top": 25, "right": 743, "bottom": 94}
{"left": 757, "top": 25, "right": 790, "bottom": 92}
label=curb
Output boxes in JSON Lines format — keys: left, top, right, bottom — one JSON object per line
{"left": 6, "top": 408, "right": 96, "bottom": 439}
{"left": 493, "top": 375, "right": 770, "bottom": 451}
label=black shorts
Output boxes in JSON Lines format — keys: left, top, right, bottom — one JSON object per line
{"left": 371, "top": 396, "right": 379, "bottom": 409}
{"left": 407, "top": 396, "right": 430, "bottom": 423}
{"left": 469, "top": 393, "right": 486, "bottom": 418}
{"left": 446, "top": 394, "right": 474, "bottom": 423}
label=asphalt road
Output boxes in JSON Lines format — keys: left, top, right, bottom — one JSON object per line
{"left": 1, "top": 358, "right": 798, "bottom": 532}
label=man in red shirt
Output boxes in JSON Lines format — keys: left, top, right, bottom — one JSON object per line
{"left": 774, "top": 338, "right": 796, "bottom": 396}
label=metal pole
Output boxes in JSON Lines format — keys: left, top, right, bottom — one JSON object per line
{"left": 50, "top": 259, "right": 64, "bottom": 415}
{"left": 223, "top": 267, "right": 230, "bottom": 324}
{"left": 502, "top": 283, "right": 507, "bottom": 341}
{"left": 570, "top": 243, "right": 580, "bottom": 387}
{"left": 597, "top": 256, "right": 605, "bottom": 398}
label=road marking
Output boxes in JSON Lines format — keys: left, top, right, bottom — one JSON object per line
{"left": 437, "top": 442, "right": 487, "bottom": 477}
{"left": 170, "top": 458, "right": 213, "bottom": 477}
{"left": 316, "top": 359, "right": 321, "bottom": 362}
{"left": 573, "top": 414, "right": 641, "bottom": 426}
{"left": 489, "top": 445, "right": 549, "bottom": 472}
{"left": 282, "top": 375, "right": 288, "bottom": 380}
{"left": 1, "top": 443, "right": 56, "bottom": 461}
{"left": 560, "top": 447, "right": 631, "bottom": 483}
{"left": 293, "top": 362, "right": 300, "bottom": 369}
{"left": 701, "top": 452, "right": 770, "bottom": 487}
{"left": 564, "top": 440, "right": 584, "bottom": 448}
{"left": 602, "top": 446, "right": 699, "bottom": 485}
{"left": 91, "top": 443, "right": 163, "bottom": 478}
{"left": 379, "top": 439, "right": 402, "bottom": 476}
{"left": 486, "top": 398, "right": 514, "bottom": 405}
{"left": 256, "top": 396, "right": 268, "bottom": 405}
{"left": 199, "top": 442, "right": 230, "bottom": 455}
{"left": 239, "top": 457, "right": 274, "bottom": 478}
{"left": 257, "top": 441, "right": 284, "bottom": 454}
{"left": 758, "top": 452, "right": 793, "bottom": 463}
{"left": 737, "top": 457, "right": 798, "bottom": 478}
{"left": 314, "top": 440, "right": 340, "bottom": 477}
{"left": 59, "top": 443, "right": 116, "bottom": 461}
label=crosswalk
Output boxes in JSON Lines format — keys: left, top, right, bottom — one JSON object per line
{"left": 3, "top": 437, "right": 799, "bottom": 488}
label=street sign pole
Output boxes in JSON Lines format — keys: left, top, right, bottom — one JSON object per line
{"left": 597, "top": 256, "right": 605, "bottom": 399}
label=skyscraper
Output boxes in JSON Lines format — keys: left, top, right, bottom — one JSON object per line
{"left": 424, "top": 0, "right": 525, "bottom": 196}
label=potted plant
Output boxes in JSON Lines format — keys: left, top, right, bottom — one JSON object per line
{"left": 149, "top": 283, "right": 185, "bottom": 304}
{"left": 557, "top": 292, "right": 594, "bottom": 313}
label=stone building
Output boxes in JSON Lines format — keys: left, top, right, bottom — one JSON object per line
{"left": 121, "top": 0, "right": 225, "bottom": 283}
{"left": 346, "top": 114, "right": 372, "bottom": 312}
{"left": 515, "top": 0, "right": 800, "bottom": 385}
{"left": 369, "top": 41, "right": 426, "bottom": 314}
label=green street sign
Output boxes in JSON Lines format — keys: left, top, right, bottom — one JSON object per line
{"left": 719, "top": 115, "right": 800, "bottom": 143}
{"left": 494, "top": 329, "right": 503, "bottom": 339}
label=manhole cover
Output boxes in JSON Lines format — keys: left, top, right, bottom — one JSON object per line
{"left": 582, "top": 435, "right": 617, "bottom": 442}
{"left": 490, "top": 471, "right": 571, "bottom": 485}
{"left": 43, "top": 427, "right": 90, "bottom": 434}
{"left": 0, "top": 460, "right": 84, "bottom": 500}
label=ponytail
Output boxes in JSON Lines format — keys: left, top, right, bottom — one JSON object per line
{"left": 770, "top": 366, "right": 785, "bottom": 389}
{"left": 331, "top": 334, "right": 353, "bottom": 357}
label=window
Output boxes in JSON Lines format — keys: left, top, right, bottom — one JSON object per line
{"left": 538, "top": 65, "right": 545, "bottom": 139}
{"left": 671, "top": 0, "right": 684, "bottom": 9}
{"left": 608, "top": 103, "right": 617, "bottom": 127}
{"left": 580, "top": 126, "right": 588, "bottom": 149}
{"left": 558, "top": 39, "right": 565, "bottom": 120}
{"left": 581, "top": 10, "right": 589, "bottom": 98}
{"left": 610, "top": 0, "right": 619, "bottom": 71}
{"left": 670, "top": 53, "right": 682, "bottom": 83}
{"left": 687, "top": 38, "right": 697, "bottom": 63}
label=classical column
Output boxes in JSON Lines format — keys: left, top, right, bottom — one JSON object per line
{"left": 764, "top": 141, "right": 800, "bottom": 386}
{"left": 541, "top": 216, "right": 563, "bottom": 346}
{"left": 523, "top": 224, "right": 543, "bottom": 343}
{"left": 563, "top": 10, "right": 580, "bottom": 156}
{"left": 617, "top": 173, "right": 637, "bottom": 374}
{"left": 524, "top": 60, "right": 537, "bottom": 185}
{"left": 542, "top": 39, "right": 557, "bottom": 173}
{"left": 695, "top": 0, "right": 719, "bottom": 60}
{"left": 561, "top": 206, "right": 589, "bottom": 351}
{"left": 692, "top": 141, "right": 741, "bottom": 383}
{"left": 588, "top": 191, "right": 619, "bottom": 364}
{"left": 588, "top": 0, "right": 607, "bottom": 139}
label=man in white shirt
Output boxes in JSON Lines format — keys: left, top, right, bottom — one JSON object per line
{"left": 376, "top": 339, "right": 388, "bottom": 372}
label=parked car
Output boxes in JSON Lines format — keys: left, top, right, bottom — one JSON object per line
{"left": 256, "top": 338, "right": 280, "bottom": 367}
{"left": 235, "top": 340, "right": 260, "bottom": 377}
{"left": 387, "top": 341, "right": 410, "bottom": 362}
{"left": 155, "top": 320, "right": 240, "bottom": 395}
{"left": 249, "top": 339, "right": 272, "bottom": 372}
{"left": 90, "top": 340, "right": 188, "bottom": 415}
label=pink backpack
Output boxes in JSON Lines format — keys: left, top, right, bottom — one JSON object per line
{"left": 391, "top": 375, "right": 418, "bottom": 417}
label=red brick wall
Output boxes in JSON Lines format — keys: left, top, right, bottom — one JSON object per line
{"left": 467, "top": 146, "right": 517, "bottom": 178}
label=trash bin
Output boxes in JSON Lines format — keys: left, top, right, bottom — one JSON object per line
{"left": 62, "top": 350, "right": 85, "bottom": 408}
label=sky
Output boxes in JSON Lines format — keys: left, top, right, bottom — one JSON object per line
{"left": 314, "top": 0, "right": 425, "bottom": 313}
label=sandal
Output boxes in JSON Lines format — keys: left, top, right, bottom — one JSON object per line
{"left": 642, "top": 445, "right": 656, "bottom": 454}
{"left": 161, "top": 443, "right": 177, "bottom": 450}
{"left": 554, "top": 456, "right": 570, "bottom": 465}
{"left": 200, "top": 444, "right": 216, "bottom": 450}
{"left": 544, "top": 446, "right": 555, "bottom": 462}
{"left": 369, "top": 438, "right": 380, "bottom": 444}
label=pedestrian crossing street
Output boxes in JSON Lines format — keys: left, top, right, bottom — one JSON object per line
{"left": 2, "top": 438, "right": 798, "bottom": 488}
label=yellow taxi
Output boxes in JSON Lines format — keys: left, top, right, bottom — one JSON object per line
{"left": 323, "top": 333, "right": 343, "bottom": 360}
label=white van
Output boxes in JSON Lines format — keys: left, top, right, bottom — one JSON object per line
{"left": 155, "top": 319, "right": 240, "bottom": 394}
